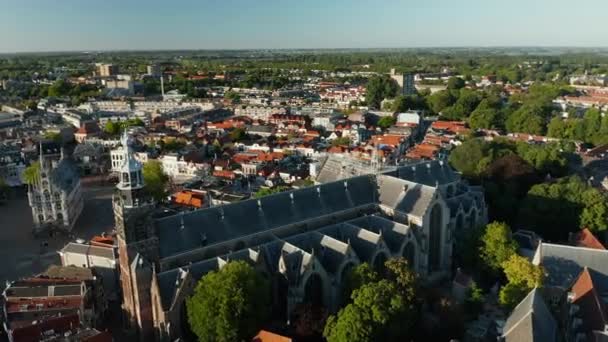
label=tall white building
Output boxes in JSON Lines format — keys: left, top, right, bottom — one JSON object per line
{"left": 28, "top": 142, "right": 83, "bottom": 232}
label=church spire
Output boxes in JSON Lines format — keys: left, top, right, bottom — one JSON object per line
{"left": 116, "top": 132, "right": 145, "bottom": 208}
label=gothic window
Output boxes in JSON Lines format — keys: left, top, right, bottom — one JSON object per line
{"left": 43, "top": 190, "right": 50, "bottom": 201}
{"left": 403, "top": 241, "right": 416, "bottom": 270}
{"left": 304, "top": 273, "right": 324, "bottom": 306}
{"left": 38, "top": 214, "right": 44, "bottom": 222}
{"left": 428, "top": 203, "right": 443, "bottom": 273}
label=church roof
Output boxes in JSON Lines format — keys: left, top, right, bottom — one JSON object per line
{"left": 535, "top": 243, "right": 608, "bottom": 292}
{"left": 393, "top": 160, "right": 459, "bottom": 186}
{"left": 377, "top": 175, "right": 437, "bottom": 218}
{"left": 155, "top": 175, "right": 377, "bottom": 258}
{"left": 502, "top": 288, "right": 557, "bottom": 342}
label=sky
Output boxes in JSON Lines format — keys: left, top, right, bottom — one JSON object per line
{"left": 1, "top": 0, "right": 607, "bottom": 52}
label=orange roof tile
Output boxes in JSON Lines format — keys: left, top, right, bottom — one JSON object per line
{"left": 252, "top": 330, "right": 293, "bottom": 342}
{"left": 572, "top": 229, "right": 605, "bottom": 250}
{"left": 571, "top": 267, "right": 608, "bottom": 337}
{"left": 173, "top": 190, "right": 205, "bottom": 208}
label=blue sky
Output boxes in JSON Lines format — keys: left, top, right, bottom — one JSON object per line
{"left": 1, "top": 0, "right": 606, "bottom": 52}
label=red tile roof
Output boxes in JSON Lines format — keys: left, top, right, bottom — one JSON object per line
{"left": 252, "top": 330, "right": 293, "bottom": 342}
{"left": 431, "top": 121, "right": 469, "bottom": 135}
{"left": 173, "top": 190, "right": 205, "bottom": 208}
{"left": 572, "top": 229, "right": 605, "bottom": 250}
{"left": 213, "top": 170, "right": 236, "bottom": 180}
{"left": 571, "top": 267, "right": 608, "bottom": 339}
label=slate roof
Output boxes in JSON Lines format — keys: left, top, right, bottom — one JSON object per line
{"left": 377, "top": 175, "right": 437, "bottom": 218}
{"left": 502, "top": 288, "right": 557, "bottom": 342}
{"left": 155, "top": 175, "right": 377, "bottom": 258}
{"left": 534, "top": 243, "right": 608, "bottom": 292}
{"left": 50, "top": 158, "right": 80, "bottom": 193}
{"left": 393, "top": 160, "right": 459, "bottom": 186}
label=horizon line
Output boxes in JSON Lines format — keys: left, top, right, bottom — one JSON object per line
{"left": 2, "top": 45, "right": 608, "bottom": 56}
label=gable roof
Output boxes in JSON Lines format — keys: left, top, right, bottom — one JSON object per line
{"left": 571, "top": 267, "right": 608, "bottom": 338}
{"left": 571, "top": 229, "right": 605, "bottom": 250}
{"left": 502, "top": 288, "right": 557, "bottom": 342}
{"left": 155, "top": 175, "right": 377, "bottom": 258}
{"left": 535, "top": 243, "right": 608, "bottom": 291}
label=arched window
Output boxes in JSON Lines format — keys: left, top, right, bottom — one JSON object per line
{"left": 372, "top": 252, "right": 388, "bottom": 275}
{"left": 304, "top": 273, "right": 324, "bottom": 307}
{"left": 402, "top": 241, "right": 416, "bottom": 270}
{"left": 428, "top": 203, "right": 443, "bottom": 273}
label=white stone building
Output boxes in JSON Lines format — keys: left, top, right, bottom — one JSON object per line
{"left": 27, "top": 142, "right": 83, "bottom": 232}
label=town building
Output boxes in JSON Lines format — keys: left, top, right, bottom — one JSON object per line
{"left": 2, "top": 277, "right": 101, "bottom": 342}
{"left": 390, "top": 69, "right": 416, "bottom": 95}
{"left": 27, "top": 142, "right": 83, "bottom": 232}
{"left": 112, "top": 136, "right": 487, "bottom": 340}
{"left": 0, "top": 143, "right": 26, "bottom": 187}
{"left": 96, "top": 63, "right": 119, "bottom": 77}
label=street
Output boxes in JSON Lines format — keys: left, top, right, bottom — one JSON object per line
{"left": 0, "top": 184, "right": 116, "bottom": 286}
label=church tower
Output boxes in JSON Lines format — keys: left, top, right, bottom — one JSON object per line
{"left": 113, "top": 132, "right": 157, "bottom": 341}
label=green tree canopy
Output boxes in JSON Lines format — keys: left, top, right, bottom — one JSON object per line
{"left": 342, "top": 263, "right": 379, "bottom": 303}
{"left": 428, "top": 90, "right": 455, "bottom": 114}
{"left": 187, "top": 261, "right": 270, "bottom": 342}
{"left": 324, "top": 280, "right": 407, "bottom": 342}
{"left": 104, "top": 121, "right": 120, "bottom": 136}
{"left": 479, "top": 222, "right": 518, "bottom": 272}
{"left": 253, "top": 185, "right": 290, "bottom": 198}
{"left": 469, "top": 99, "right": 503, "bottom": 129}
{"left": 499, "top": 255, "right": 543, "bottom": 309}
{"left": 365, "top": 75, "right": 399, "bottom": 109}
{"left": 447, "top": 77, "right": 466, "bottom": 90}
{"left": 23, "top": 162, "right": 41, "bottom": 185}
{"left": 442, "top": 89, "right": 482, "bottom": 121}
{"left": 377, "top": 116, "right": 396, "bottom": 129}
{"left": 519, "top": 176, "right": 608, "bottom": 240}
{"left": 142, "top": 160, "right": 169, "bottom": 201}
{"left": 505, "top": 104, "right": 546, "bottom": 135}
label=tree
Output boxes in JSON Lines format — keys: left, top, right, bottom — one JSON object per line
{"left": 464, "top": 282, "right": 484, "bottom": 317}
{"left": 519, "top": 176, "right": 608, "bottom": 240}
{"left": 43, "top": 131, "right": 62, "bottom": 144}
{"left": 384, "top": 258, "right": 417, "bottom": 304}
{"left": 442, "top": 89, "right": 481, "bottom": 121}
{"left": 342, "top": 263, "right": 379, "bottom": 303}
{"left": 447, "top": 77, "right": 466, "bottom": 90}
{"left": 499, "top": 255, "right": 543, "bottom": 309}
{"left": 142, "top": 160, "right": 169, "bottom": 201}
{"left": 104, "top": 121, "right": 120, "bottom": 136}
{"left": 479, "top": 222, "right": 518, "bottom": 272}
{"left": 391, "top": 95, "right": 427, "bottom": 112}
{"left": 377, "top": 116, "right": 396, "bottom": 129}
{"left": 428, "top": 90, "right": 455, "bottom": 114}
{"left": 224, "top": 90, "right": 241, "bottom": 103}
{"left": 365, "top": 75, "right": 399, "bottom": 109}
{"left": 483, "top": 154, "right": 540, "bottom": 222}
{"left": 23, "top": 162, "right": 41, "bottom": 185}
{"left": 253, "top": 186, "right": 290, "bottom": 198}
{"left": 229, "top": 128, "right": 247, "bottom": 142}
{"left": 469, "top": 99, "right": 502, "bottom": 129}
{"left": 505, "top": 104, "right": 546, "bottom": 135}
{"left": 324, "top": 280, "right": 407, "bottom": 342}
{"left": 448, "top": 139, "right": 511, "bottom": 178}
{"left": 187, "top": 261, "right": 270, "bottom": 342}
